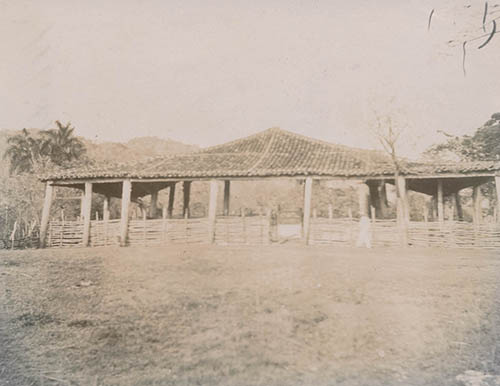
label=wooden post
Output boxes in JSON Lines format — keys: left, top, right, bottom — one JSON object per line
{"left": 370, "top": 206, "right": 376, "bottom": 222}
{"left": 396, "top": 176, "right": 409, "bottom": 224}
{"left": 143, "top": 210, "right": 147, "bottom": 246}
{"left": 10, "top": 221, "right": 17, "bottom": 250}
{"left": 162, "top": 206, "right": 167, "bottom": 243}
{"left": 167, "top": 183, "right": 176, "bottom": 218}
{"left": 183, "top": 181, "right": 191, "bottom": 218}
{"left": 241, "top": 208, "right": 247, "bottom": 244}
{"left": 369, "top": 181, "right": 386, "bottom": 219}
{"left": 208, "top": 179, "right": 218, "bottom": 243}
{"left": 103, "top": 196, "right": 110, "bottom": 221}
{"left": 396, "top": 176, "right": 408, "bottom": 247}
{"left": 303, "top": 177, "right": 313, "bottom": 245}
{"left": 437, "top": 180, "right": 444, "bottom": 223}
{"left": 103, "top": 195, "right": 110, "bottom": 246}
{"left": 149, "top": 190, "right": 158, "bottom": 219}
{"left": 453, "top": 192, "right": 463, "bottom": 221}
{"left": 80, "top": 191, "right": 85, "bottom": 219}
{"left": 472, "top": 185, "right": 482, "bottom": 225}
{"left": 378, "top": 181, "right": 389, "bottom": 218}
{"left": 328, "top": 204, "right": 333, "bottom": 220}
{"left": 358, "top": 183, "right": 370, "bottom": 218}
{"left": 81, "top": 182, "right": 93, "bottom": 247}
{"left": 448, "top": 197, "right": 455, "bottom": 222}
{"left": 430, "top": 195, "right": 438, "bottom": 221}
{"left": 223, "top": 180, "right": 230, "bottom": 216}
{"left": 495, "top": 176, "right": 500, "bottom": 223}
{"left": 266, "top": 208, "right": 272, "bottom": 244}
{"left": 120, "top": 180, "right": 132, "bottom": 247}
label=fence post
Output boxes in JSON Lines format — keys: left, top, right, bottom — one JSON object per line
{"left": 40, "top": 181, "right": 54, "bottom": 248}
{"left": 241, "top": 208, "right": 247, "bottom": 244}
{"left": 120, "top": 180, "right": 132, "bottom": 247}
{"left": 162, "top": 206, "right": 167, "bottom": 243}
{"left": 10, "top": 221, "right": 17, "bottom": 250}
{"left": 303, "top": 177, "right": 313, "bottom": 245}
{"left": 207, "top": 179, "right": 218, "bottom": 243}
{"left": 266, "top": 208, "right": 272, "bottom": 245}
{"left": 82, "top": 182, "right": 93, "bottom": 247}
{"left": 143, "top": 210, "right": 147, "bottom": 246}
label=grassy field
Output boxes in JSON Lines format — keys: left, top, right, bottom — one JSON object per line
{"left": 1, "top": 245, "right": 500, "bottom": 386}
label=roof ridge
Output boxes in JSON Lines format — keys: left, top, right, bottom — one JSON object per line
{"left": 247, "top": 128, "right": 278, "bottom": 172}
{"left": 276, "top": 128, "right": 388, "bottom": 157}
{"left": 198, "top": 127, "right": 277, "bottom": 154}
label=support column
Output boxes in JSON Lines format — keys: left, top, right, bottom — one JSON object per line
{"left": 82, "top": 182, "right": 93, "bottom": 247}
{"left": 358, "top": 183, "right": 370, "bottom": 218}
{"left": 472, "top": 185, "right": 482, "bottom": 225}
{"left": 183, "top": 181, "right": 191, "bottom": 218}
{"left": 149, "top": 190, "right": 158, "bottom": 219}
{"left": 120, "top": 180, "right": 132, "bottom": 247}
{"left": 80, "top": 191, "right": 85, "bottom": 219}
{"left": 495, "top": 176, "right": 500, "bottom": 223}
{"left": 396, "top": 176, "right": 409, "bottom": 223}
{"left": 453, "top": 192, "right": 463, "bottom": 221}
{"left": 103, "top": 196, "right": 110, "bottom": 221}
{"left": 167, "top": 183, "right": 176, "bottom": 218}
{"left": 39, "top": 181, "right": 54, "bottom": 248}
{"left": 223, "top": 180, "right": 231, "bottom": 216}
{"left": 303, "top": 177, "right": 313, "bottom": 245}
{"left": 431, "top": 195, "right": 438, "bottom": 221}
{"left": 208, "top": 179, "right": 219, "bottom": 243}
{"left": 437, "top": 180, "right": 444, "bottom": 223}
{"left": 378, "top": 181, "right": 389, "bottom": 218}
{"left": 369, "top": 180, "right": 388, "bottom": 219}
{"left": 396, "top": 176, "right": 409, "bottom": 246}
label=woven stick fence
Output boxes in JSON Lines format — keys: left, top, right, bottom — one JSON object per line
{"left": 47, "top": 221, "right": 84, "bottom": 248}
{"left": 46, "top": 214, "right": 271, "bottom": 247}
{"left": 45, "top": 215, "right": 500, "bottom": 249}
{"left": 309, "top": 217, "right": 500, "bottom": 249}
{"left": 214, "top": 215, "right": 270, "bottom": 245}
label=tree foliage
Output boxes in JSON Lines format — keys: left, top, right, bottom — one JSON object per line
{"left": 3, "top": 129, "right": 50, "bottom": 174}
{"left": 40, "top": 121, "right": 86, "bottom": 167}
{"left": 424, "top": 113, "right": 500, "bottom": 162}
{"left": 3, "top": 121, "right": 87, "bottom": 175}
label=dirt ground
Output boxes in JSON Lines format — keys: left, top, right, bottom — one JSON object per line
{"left": 1, "top": 245, "right": 500, "bottom": 386}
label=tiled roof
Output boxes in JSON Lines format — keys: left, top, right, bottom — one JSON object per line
{"left": 42, "top": 128, "right": 500, "bottom": 181}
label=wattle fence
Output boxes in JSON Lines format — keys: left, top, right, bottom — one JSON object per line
{"left": 44, "top": 216, "right": 500, "bottom": 249}
{"left": 45, "top": 214, "right": 271, "bottom": 248}
{"left": 309, "top": 218, "right": 500, "bottom": 249}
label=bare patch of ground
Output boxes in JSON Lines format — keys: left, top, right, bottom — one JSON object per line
{"left": 1, "top": 245, "right": 500, "bottom": 385}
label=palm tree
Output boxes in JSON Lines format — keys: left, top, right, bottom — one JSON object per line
{"left": 40, "top": 121, "right": 86, "bottom": 166}
{"left": 3, "top": 129, "right": 47, "bottom": 174}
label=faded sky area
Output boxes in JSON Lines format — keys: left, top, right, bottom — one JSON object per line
{"left": 0, "top": 0, "right": 499, "bottom": 157}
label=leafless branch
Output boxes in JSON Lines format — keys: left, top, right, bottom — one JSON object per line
{"left": 483, "top": 2, "right": 489, "bottom": 31}
{"left": 428, "top": 9, "right": 435, "bottom": 31}
{"left": 478, "top": 19, "right": 497, "bottom": 48}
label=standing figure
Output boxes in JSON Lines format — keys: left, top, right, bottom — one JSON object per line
{"left": 356, "top": 215, "right": 372, "bottom": 248}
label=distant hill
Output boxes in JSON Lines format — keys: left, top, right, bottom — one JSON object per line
{"left": 0, "top": 129, "right": 199, "bottom": 176}
{"left": 82, "top": 136, "right": 198, "bottom": 165}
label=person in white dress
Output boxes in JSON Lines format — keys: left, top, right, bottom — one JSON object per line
{"left": 356, "top": 215, "right": 372, "bottom": 248}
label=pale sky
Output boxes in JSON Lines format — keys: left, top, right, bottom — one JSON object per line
{"left": 1, "top": 0, "right": 499, "bottom": 157}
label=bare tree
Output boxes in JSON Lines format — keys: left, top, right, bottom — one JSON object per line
{"left": 373, "top": 116, "right": 410, "bottom": 241}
